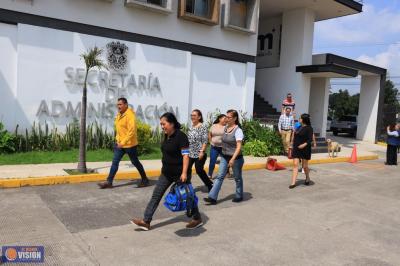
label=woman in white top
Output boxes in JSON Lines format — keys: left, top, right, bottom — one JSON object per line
{"left": 205, "top": 110, "right": 245, "bottom": 205}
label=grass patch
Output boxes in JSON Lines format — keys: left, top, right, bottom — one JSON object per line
{"left": 0, "top": 145, "right": 162, "bottom": 165}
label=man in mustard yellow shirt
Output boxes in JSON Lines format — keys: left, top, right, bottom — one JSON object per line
{"left": 98, "top": 98, "right": 149, "bottom": 189}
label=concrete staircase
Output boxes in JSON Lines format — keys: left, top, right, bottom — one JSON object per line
{"left": 253, "top": 92, "right": 328, "bottom": 154}
{"left": 253, "top": 93, "right": 281, "bottom": 124}
{"left": 313, "top": 133, "right": 328, "bottom": 154}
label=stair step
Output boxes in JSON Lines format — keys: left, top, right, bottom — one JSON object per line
{"left": 312, "top": 147, "right": 329, "bottom": 154}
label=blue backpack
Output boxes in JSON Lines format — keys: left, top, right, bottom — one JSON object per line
{"left": 164, "top": 183, "right": 198, "bottom": 217}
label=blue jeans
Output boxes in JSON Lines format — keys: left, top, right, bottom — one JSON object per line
{"left": 208, "top": 145, "right": 222, "bottom": 177}
{"left": 107, "top": 145, "right": 147, "bottom": 184}
{"left": 208, "top": 155, "right": 244, "bottom": 200}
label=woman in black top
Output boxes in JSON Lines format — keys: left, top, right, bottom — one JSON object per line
{"left": 131, "top": 112, "right": 203, "bottom": 230}
{"left": 289, "top": 113, "right": 313, "bottom": 189}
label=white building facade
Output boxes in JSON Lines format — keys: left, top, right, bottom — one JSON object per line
{"left": 0, "top": 0, "right": 386, "bottom": 142}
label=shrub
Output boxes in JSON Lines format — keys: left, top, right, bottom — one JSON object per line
{"left": 137, "top": 121, "right": 153, "bottom": 154}
{"left": 243, "top": 140, "right": 269, "bottom": 157}
{"left": 0, "top": 122, "right": 16, "bottom": 154}
{"left": 242, "top": 118, "right": 283, "bottom": 156}
{"left": 11, "top": 120, "right": 158, "bottom": 155}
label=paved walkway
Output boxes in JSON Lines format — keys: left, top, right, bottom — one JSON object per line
{"left": 0, "top": 160, "right": 399, "bottom": 265}
{"left": 0, "top": 133, "right": 387, "bottom": 179}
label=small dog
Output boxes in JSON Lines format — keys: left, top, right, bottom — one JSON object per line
{"left": 327, "top": 139, "right": 341, "bottom": 157}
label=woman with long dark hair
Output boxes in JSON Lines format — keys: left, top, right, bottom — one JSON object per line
{"left": 289, "top": 113, "right": 313, "bottom": 189}
{"left": 204, "top": 110, "right": 245, "bottom": 204}
{"left": 386, "top": 123, "right": 400, "bottom": 165}
{"left": 188, "top": 109, "right": 213, "bottom": 191}
{"left": 131, "top": 112, "right": 203, "bottom": 230}
{"left": 208, "top": 114, "right": 226, "bottom": 179}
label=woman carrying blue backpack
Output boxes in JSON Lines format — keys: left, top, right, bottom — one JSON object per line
{"left": 131, "top": 113, "right": 203, "bottom": 231}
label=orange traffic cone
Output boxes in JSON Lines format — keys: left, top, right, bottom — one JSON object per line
{"left": 349, "top": 144, "right": 358, "bottom": 163}
{"left": 275, "top": 161, "right": 286, "bottom": 170}
{"left": 266, "top": 158, "right": 286, "bottom": 171}
{"left": 266, "top": 158, "right": 276, "bottom": 171}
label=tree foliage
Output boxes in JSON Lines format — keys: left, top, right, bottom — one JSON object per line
{"left": 329, "top": 89, "right": 359, "bottom": 119}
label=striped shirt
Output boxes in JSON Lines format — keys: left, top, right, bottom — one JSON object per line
{"left": 282, "top": 99, "right": 295, "bottom": 111}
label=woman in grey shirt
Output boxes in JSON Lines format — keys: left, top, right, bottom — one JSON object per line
{"left": 188, "top": 109, "right": 213, "bottom": 192}
{"left": 204, "top": 109, "right": 244, "bottom": 204}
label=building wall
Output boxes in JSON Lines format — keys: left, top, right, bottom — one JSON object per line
{"left": 357, "top": 75, "right": 381, "bottom": 142}
{"left": 190, "top": 55, "right": 255, "bottom": 119}
{"left": 0, "top": 23, "right": 254, "bottom": 132}
{"left": 0, "top": 23, "right": 18, "bottom": 130}
{"left": 309, "top": 78, "right": 329, "bottom": 136}
{"left": 0, "top": 0, "right": 257, "bottom": 56}
{"left": 255, "top": 8, "right": 315, "bottom": 116}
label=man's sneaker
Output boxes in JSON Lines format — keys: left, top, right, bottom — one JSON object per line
{"left": 186, "top": 219, "right": 203, "bottom": 229}
{"left": 98, "top": 182, "right": 113, "bottom": 189}
{"left": 137, "top": 179, "right": 150, "bottom": 188}
{"left": 130, "top": 218, "right": 150, "bottom": 231}
{"left": 203, "top": 197, "right": 217, "bottom": 205}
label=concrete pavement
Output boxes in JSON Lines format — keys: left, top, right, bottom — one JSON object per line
{"left": 0, "top": 160, "right": 399, "bottom": 265}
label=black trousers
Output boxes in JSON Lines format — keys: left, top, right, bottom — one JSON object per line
{"left": 143, "top": 174, "right": 201, "bottom": 223}
{"left": 386, "top": 145, "right": 398, "bottom": 165}
{"left": 189, "top": 154, "right": 213, "bottom": 191}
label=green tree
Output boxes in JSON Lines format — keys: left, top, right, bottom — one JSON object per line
{"left": 384, "top": 80, "right": 400, "bottom": 108}
{"left": 329, "top": 89, "right": 359, "bottom": 119}
{"left": 77, "top": 47, "right": 107, "bottom": 173}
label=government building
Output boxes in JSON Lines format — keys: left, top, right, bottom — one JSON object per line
{"left": 0, "top": 0, "right": 385, "bottom": 142}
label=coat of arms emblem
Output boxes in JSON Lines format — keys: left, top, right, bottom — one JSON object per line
{"left": 106, "top": 41, "right": 129, "bottom": 71}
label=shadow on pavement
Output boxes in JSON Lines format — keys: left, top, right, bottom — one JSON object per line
{"left": 112, "top": 180, "right": 157, "bottom": 188}
{"left": 218, "top": 192, "right": 253, "bottom": 204}
{"left": 137, "top": 213, "right": 209, "bottom": 237}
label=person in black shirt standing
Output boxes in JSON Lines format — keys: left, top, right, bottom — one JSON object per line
{"left": 289, "top": 113, "right": 313, "bottom": 189}
{"left": 131, "top": 113, "right": 203, "bottom": 230}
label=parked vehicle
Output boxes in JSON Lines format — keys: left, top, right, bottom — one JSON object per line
{"left": 331, "top": 115, "right": 357, "bottom": 137}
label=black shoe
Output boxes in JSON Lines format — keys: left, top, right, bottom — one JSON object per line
{"left": 203, "top": 197, "right": 217, "bottom": 205}
{"left": 289, "top": 184, "right": 296, "bottom": 189}
{"left": 137, "top": 179, "right": 150, "bottom": 188}
{"left": 305, "top": 179, "right": 311, "bottom": 186}
{"left": 232, "top": 197, "right": 243, "bottom": 203}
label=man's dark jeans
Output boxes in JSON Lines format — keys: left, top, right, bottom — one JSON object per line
{"left": 144, "top": 174, "right": 201, "bottom": 223}
{"left": 106, "top": 145, "right": 147, "bottom": 184}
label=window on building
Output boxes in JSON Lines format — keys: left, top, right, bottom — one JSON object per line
{"left": 135, "top": 0, "right": 166, "bottom": 7}
{"left": 222, "top": 0, "right": 258, "bottom": 34}
{"left": 125, "top": 0, "right": 172, "bottom": 13}
{"left": 178, "top": 0, "right": 220, "bottom": 26}
{"left": 185, "top": 0, "right": 211, "bottom": 17}
{"left": 229, "top": 0, "right": 247, "bottom": 28}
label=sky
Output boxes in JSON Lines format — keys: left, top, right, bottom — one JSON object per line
{"left": 313, "top": 0, "right": 400, "bottom": 94}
